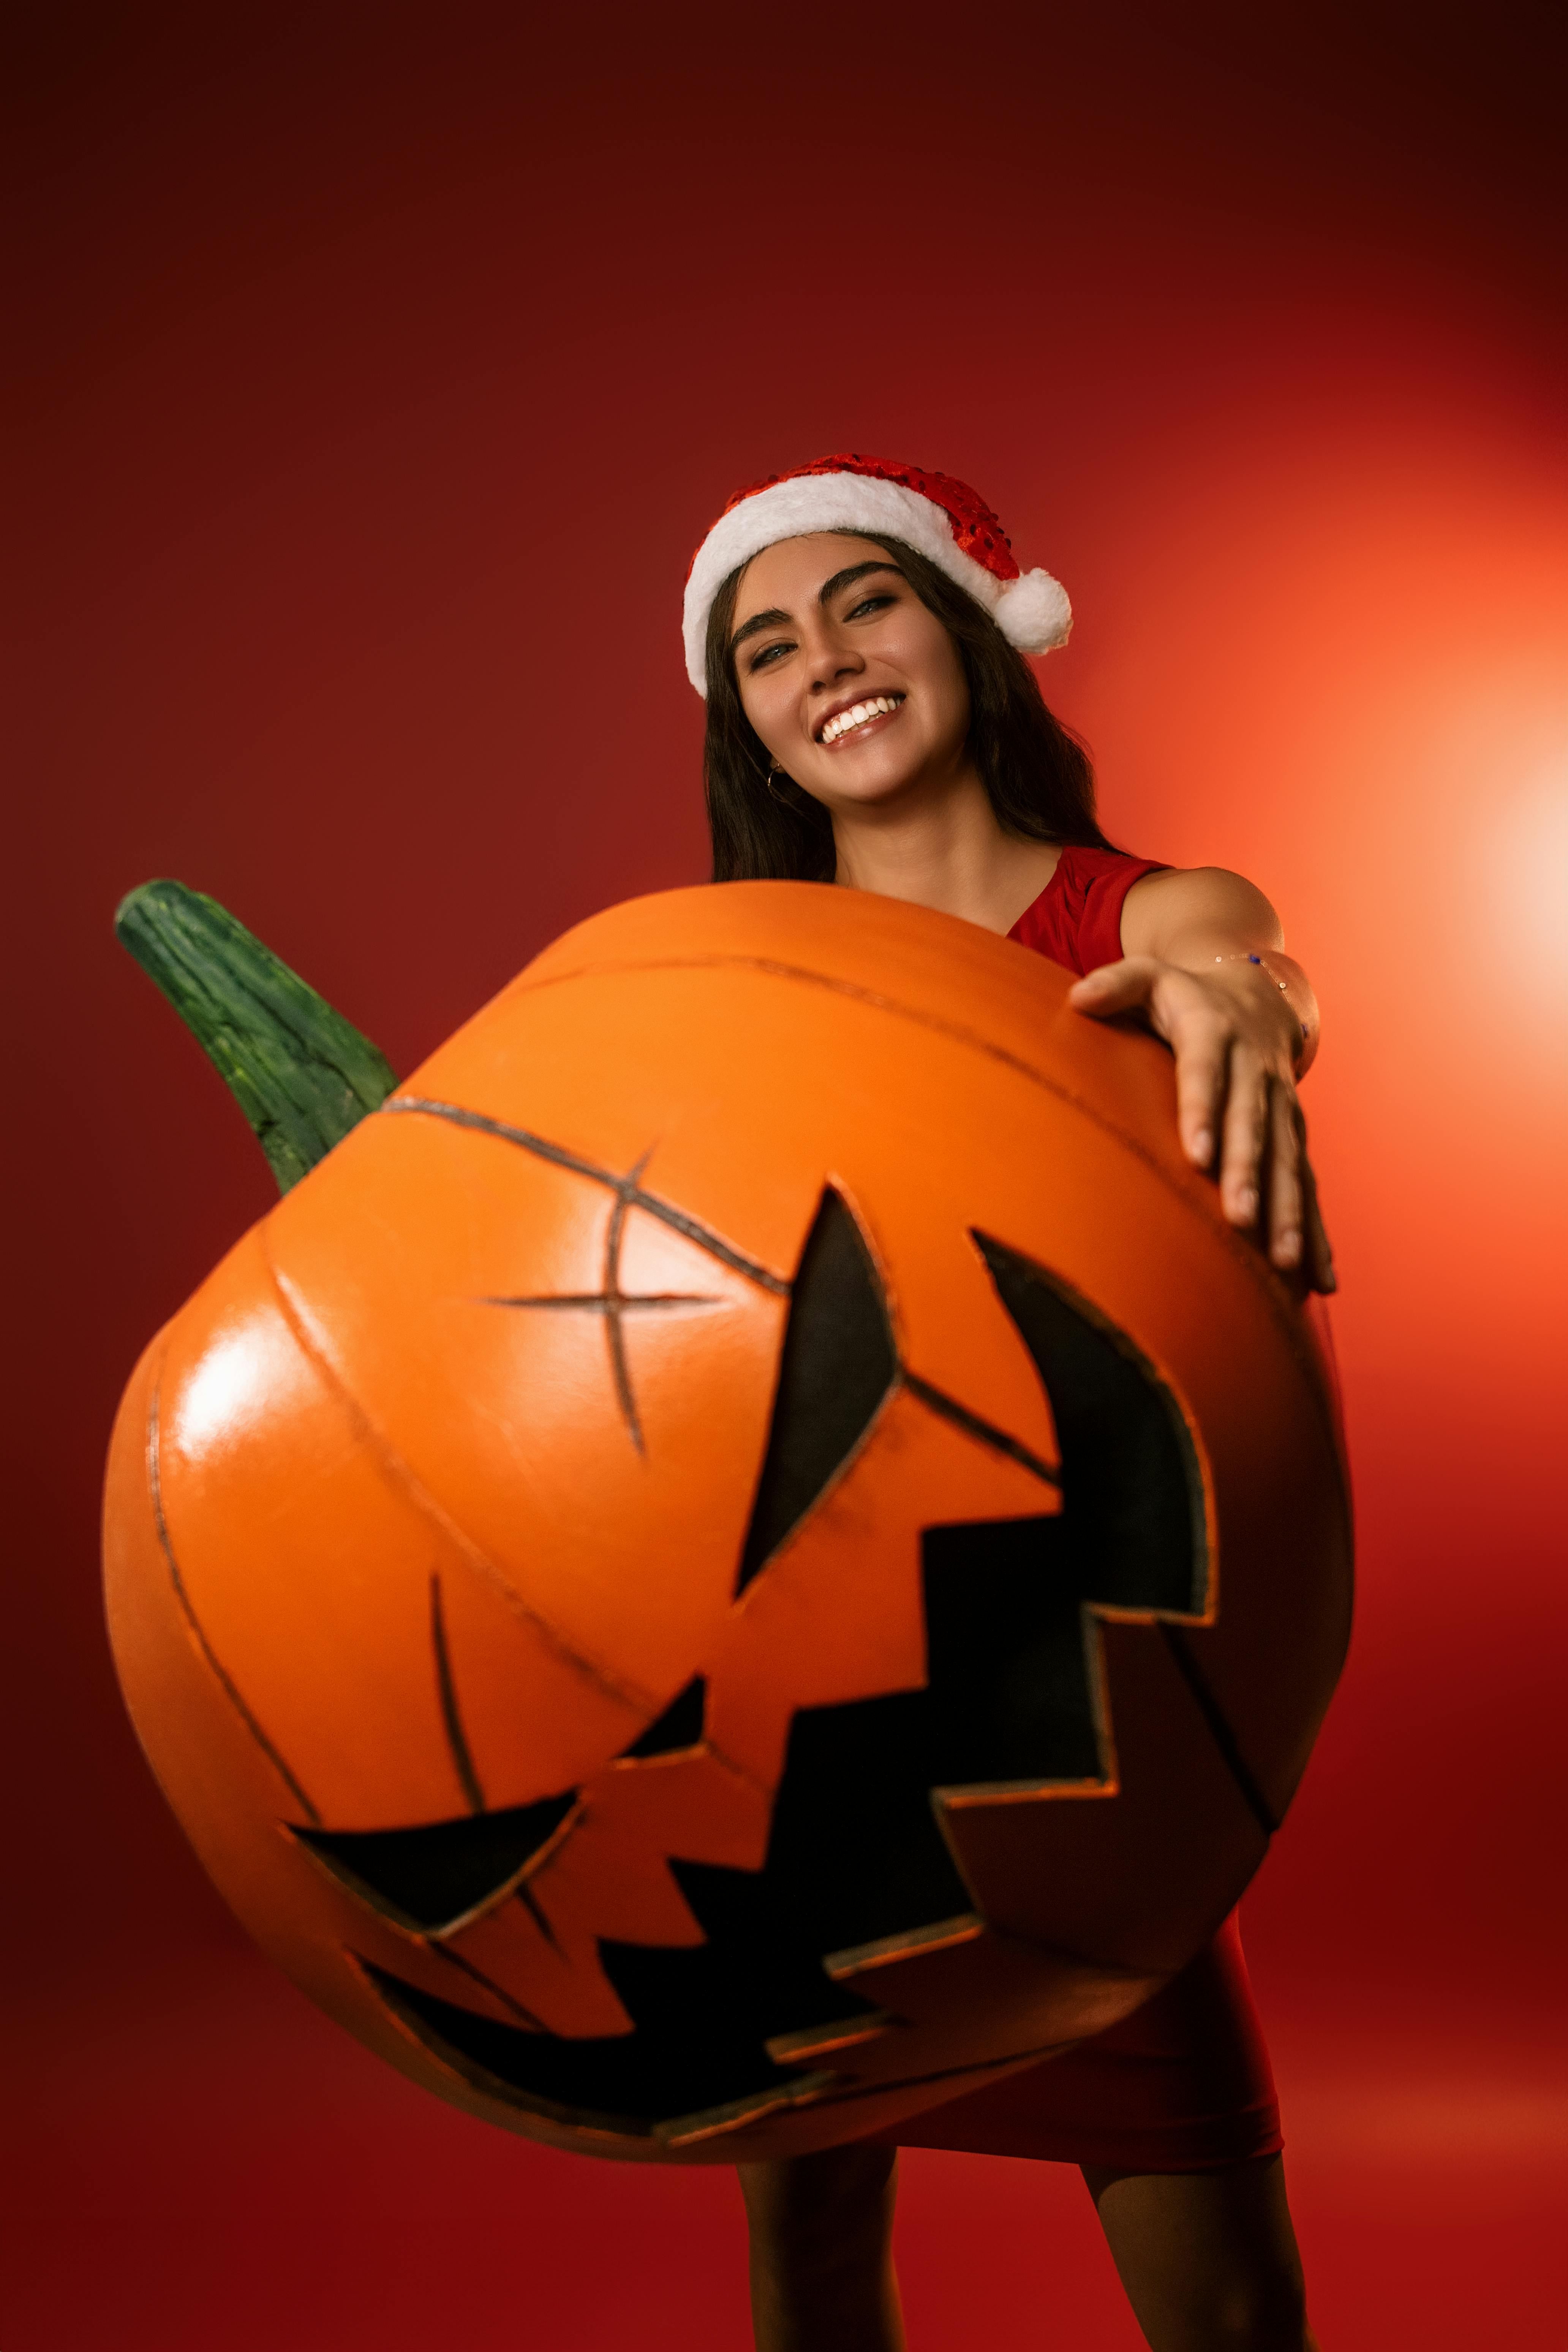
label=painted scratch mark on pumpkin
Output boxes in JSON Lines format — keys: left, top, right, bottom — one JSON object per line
{"left": 383, "top": 1097, "right": 791, "bottom": 1296}
{"left": 430, "top": 1573, "right": 486, "bottom": 1815}
{"left": 147, "top": 1375, "right": 321, "bottom": 1824}
{"left": 481, "top": 1292, "right": 722, "bottom": 1460}
{"left": 482, "top": 1147, "right": 723, "bottom": 1458}
{"left": 604, "top": 1149, "right": 647, "bottom": 1452}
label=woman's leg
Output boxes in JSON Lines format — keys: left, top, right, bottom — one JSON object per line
{"left": 737, "top": 2143, "right": 906, "bottom": 2352}
{"left": 1082, "top": 2155, "right": 1319, "bottom": 2351}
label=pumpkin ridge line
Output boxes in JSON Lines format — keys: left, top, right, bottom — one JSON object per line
{"left": 902, "top": 1372, "right": 1061, "bottom": 1489}
{"left": 147, "top": 1370, "right": 321, "bottom": 1824}
{"left": 1157, "top": 1624, "right": 1279, "bottom": 1838}
{"left": 256, "top": 1230, "right": 658, "bottom": 1720}
{"left": 382, "top": 1096, "right": 790, "bottom": 1296}
{"left": 425, "top": 1937, "right": 550, "bottom": 2032}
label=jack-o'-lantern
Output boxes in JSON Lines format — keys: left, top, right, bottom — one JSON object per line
{"left": 104, "top": 878, "right": 1351, "bottom": 2163}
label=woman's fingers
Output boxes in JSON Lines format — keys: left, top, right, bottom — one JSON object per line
{"left": 1067, "top": 958, "right": 1158, "bottom": 1016}
{"left": 1073, "top": 959, "right": 1335, "bottom": 1285}
{"left": 1218, "top": 1045, "right": 1270, "bottom": 1228}
{"left": 1263, "top": 1083, "right": 1337, "bottom": 1289}
{"left": 1299, "top": 1146, "right": 1337, "bottom": 1293}
{"left": 1266, "top": 1079, "right": 1306, "bottom": 1270}
{"left": 1170, "top": 1011, "right": 1228, "bottom": 1168}
{"left": 1075, "top": 963, "right": 1223, "bottom": 1165}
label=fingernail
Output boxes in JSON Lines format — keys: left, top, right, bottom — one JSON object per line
{"left": 1236, "top": 1186, "right": 1258, "bottom": 1222}
{"left": 1191, "top": 1129, "right": 1212, "bottom": 1162}
{"left": 1276, "top": 1231, "right": 1301, "bottom": 1266}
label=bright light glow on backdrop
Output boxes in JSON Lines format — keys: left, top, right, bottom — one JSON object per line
{"left": 1086, "top": 395, "right": 1568, "bottom": 1388}
{"left": 5, "top": 6, "right": 1564, "bottom": 2347}
{"left": 1489, "top": 755, "right": 1568, "bottom": 994}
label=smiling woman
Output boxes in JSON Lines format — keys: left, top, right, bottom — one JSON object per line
{"left": 702, "top": 531, "right": 1106, "bottom": 893}
{"left": 690, "top": 458, "right": 1328, "bottom": 1288}
{"left": 682, "top": 453, "right": 1334, "bottom": 2352}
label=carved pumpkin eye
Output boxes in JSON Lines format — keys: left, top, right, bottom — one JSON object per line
{"left": 972, "top": 1233, "right": 1207, "bottom": 1618}
{"left": 736, "top": 1189, "right": 897, "bottom": 1592}
{"left": 294, "top": 1792, "right": 578, "bottom": 1936}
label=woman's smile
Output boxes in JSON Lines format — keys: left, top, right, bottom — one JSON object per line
{"left": 816, "top": 692, "right": 906, "bottom": 747}
{"left": 731, "top": 533, "right": 973, "bottom": 816}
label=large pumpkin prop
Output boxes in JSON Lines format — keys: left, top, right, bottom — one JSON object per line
{"left": 104, "top": 879, "right": 1351, "bottom": 2163}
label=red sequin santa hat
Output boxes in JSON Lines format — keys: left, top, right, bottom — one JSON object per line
{"left": 683, "top": 452, "right": 1071, "bottom": 694}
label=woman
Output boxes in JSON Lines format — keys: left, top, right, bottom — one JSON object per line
{"left": 682, "top": 455, "right": 1332, "bottom": 2352}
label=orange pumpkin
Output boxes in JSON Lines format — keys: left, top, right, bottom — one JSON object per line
{"left": 103, "top": 880, "right": 1351, "bottom": 2162}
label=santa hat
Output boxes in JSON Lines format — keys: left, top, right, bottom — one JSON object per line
{"left": 683, "top": 452, "right": 1072, "bottom": 695}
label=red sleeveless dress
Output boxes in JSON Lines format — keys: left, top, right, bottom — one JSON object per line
{"left": 883, "top": 844, "right": 1284, "bottom": 2172}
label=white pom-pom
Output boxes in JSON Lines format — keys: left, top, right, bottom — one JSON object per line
{"left": 993, "top": 567, "right": 1072, "bottom": 654}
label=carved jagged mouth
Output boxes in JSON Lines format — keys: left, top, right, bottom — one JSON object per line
{"left": 326, "top": 1200, "right": 1217, "bottom": 2142}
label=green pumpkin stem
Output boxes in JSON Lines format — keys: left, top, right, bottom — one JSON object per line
{"left": 115, "top": 879, "right": 398, "bottom": 1193}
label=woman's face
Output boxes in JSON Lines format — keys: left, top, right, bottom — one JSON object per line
{"left": 730, "top": 533, "right": 972, "bottom": 814}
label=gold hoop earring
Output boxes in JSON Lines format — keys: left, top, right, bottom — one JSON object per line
{"left": 765, "top": 760, "right": 792, "bottom": 803}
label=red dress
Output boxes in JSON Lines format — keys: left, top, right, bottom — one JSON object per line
{"left": 884, "top": 844, "right": 1284, "bottom": 2173}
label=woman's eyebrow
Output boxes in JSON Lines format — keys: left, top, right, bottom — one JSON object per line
{"left": 730, "top": 605, "right": 790, "bottom": 654}
{"left": 729, "top": 563, "right": 904, "bottom": 656}
{"left": 816, "top": 560, "right": 904, "bottom": 604}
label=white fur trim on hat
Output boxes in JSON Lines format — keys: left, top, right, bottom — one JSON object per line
{"left": 683, "top": 473, "right": 1071, "bottom": 693}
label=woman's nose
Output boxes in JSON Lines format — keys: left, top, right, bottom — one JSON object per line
{"left": 806, "top": 628, "right": 864, "bottom": 692}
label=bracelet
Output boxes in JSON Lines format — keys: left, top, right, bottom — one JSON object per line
{"left": 1214, "top": 953, "right": 1310, "bottom": 1052}
{"left": 1215, "top": 950, "right": 1288, "bottom": 991}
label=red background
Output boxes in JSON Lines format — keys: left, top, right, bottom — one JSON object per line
{"left": 5, "top": 6, "right": 1564, "bottom": 2344}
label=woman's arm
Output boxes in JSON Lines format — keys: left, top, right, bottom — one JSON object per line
{"left": 1068, "top": 866, "right": 1334, "bottom": 1291}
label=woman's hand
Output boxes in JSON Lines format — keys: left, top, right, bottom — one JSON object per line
{"left": 1068, "top": 955, "right": 1335, "bottom": 1292}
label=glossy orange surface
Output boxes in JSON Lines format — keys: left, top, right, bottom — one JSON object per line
{"left": 102, "top": 881, "right": 1351, "bottom": 2162}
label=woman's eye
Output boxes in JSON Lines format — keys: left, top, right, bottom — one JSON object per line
{"left": 846, "top": 594, "right": 896, "bottom": 621}
{"left": 748, "top": 641, "right": 792, "bottom": 671}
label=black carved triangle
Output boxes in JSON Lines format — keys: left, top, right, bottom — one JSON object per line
{"left": 735, "top": 1189, "right": 897, "bottom": 1592}
{"left": 622, "top": 1675, "right": 707, "bottom": 1758}
{"left": 972, "top": 1233, "right": 1206, "bottom": 1615}
{"left": 293, "top": 1791, "right": 577, "bottom": 1933}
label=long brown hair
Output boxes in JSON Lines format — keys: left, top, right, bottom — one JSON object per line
{"left": 703, "top": 534, "right": 1110, "bottom": 883}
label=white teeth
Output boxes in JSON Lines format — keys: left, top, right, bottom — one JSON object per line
{"left": 821, "top": 694, "right": 901, "bottom": 744}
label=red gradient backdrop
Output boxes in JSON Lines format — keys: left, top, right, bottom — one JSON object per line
{"left": 5, "top": 7, "right": 1564, "bottom": 2345}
